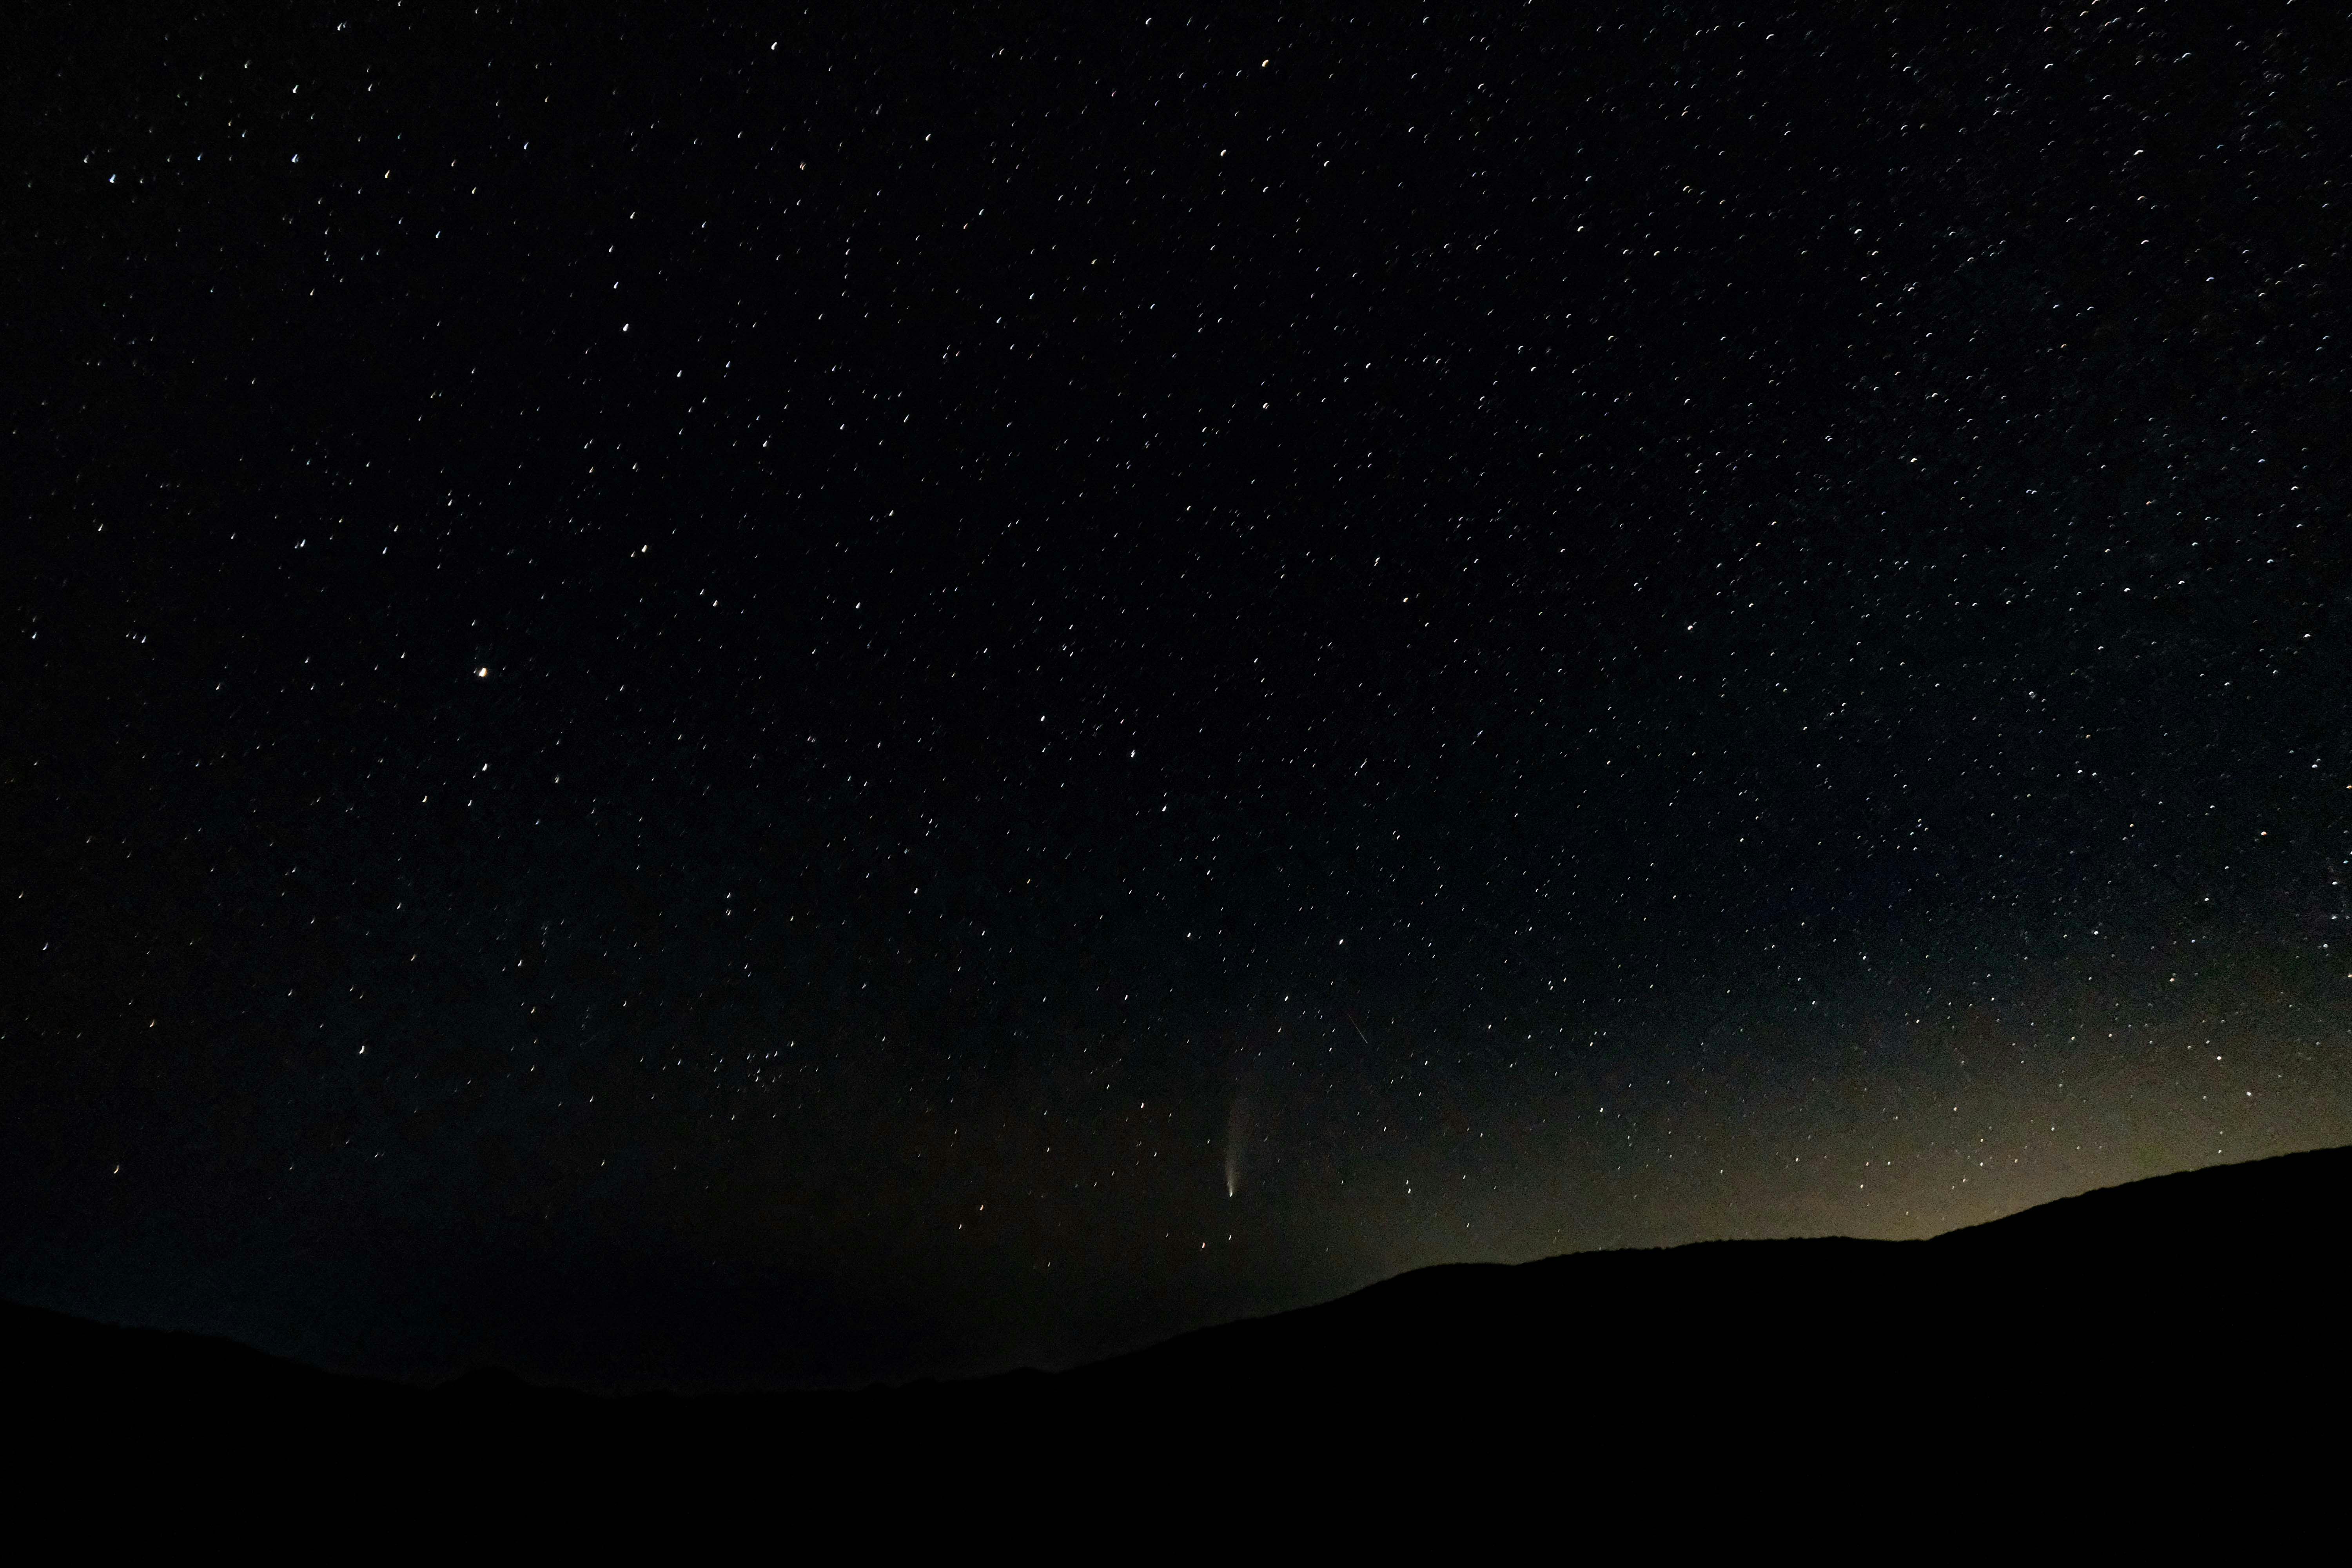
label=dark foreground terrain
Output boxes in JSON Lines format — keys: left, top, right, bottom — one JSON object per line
{"left": 13, "top": 1147, "right": 2348, "bottom": 1526}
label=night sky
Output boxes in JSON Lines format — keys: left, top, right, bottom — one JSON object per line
{"left": 9, "top": 2, "right": 2349, "bottom": 1390}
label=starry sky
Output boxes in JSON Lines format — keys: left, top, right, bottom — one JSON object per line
{"left": 7, "top": 2, "right": 2350, "bottom": 1390}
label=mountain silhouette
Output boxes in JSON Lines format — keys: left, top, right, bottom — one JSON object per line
{"left": 13, "top": 1147, "right": 2347, "bottom": 1521}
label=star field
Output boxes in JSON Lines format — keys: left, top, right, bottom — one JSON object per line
{"left": 6, "top": 1, "right": 2349, "bottom": 1387}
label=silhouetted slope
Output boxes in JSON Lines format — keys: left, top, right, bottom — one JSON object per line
{"left": 12, "top": 1146, "right": 2349, "bottom": 1501}
{"left": 1065, "top": 1144, "right": 2352, "bottom": 1418}
{"left": 1, "top": 1298, "right": 410, "bottom": 1410}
